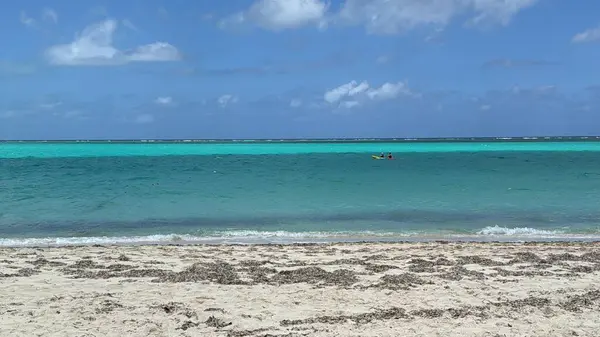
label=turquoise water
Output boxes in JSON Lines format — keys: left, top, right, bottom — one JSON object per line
{"left": 1, "top": 142, "right": 600, "bottom": 246}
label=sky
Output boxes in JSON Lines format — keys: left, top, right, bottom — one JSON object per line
{"left": 1, "top": 0, "right": 600, "bottom": 140}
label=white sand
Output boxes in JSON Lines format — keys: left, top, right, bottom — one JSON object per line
{"left": 1, "top": 242, "right": 599, "bottom": 337}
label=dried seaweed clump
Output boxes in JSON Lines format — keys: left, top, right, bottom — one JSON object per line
{"left": 446, "top": 305, "right": 490, "bottom": 319}
{"left": 365, "top": 263, "right": 397, "bottom": 273}
{"left": 154, "top": 301, "right": 197, "bottom": 318}
{"left": 106, "top": 264, "right": 137, "bottom": 272}
{"left": 580, "top": 251, "right": 600, "bottom": 263}
{"left": 28, "top": 258, "right": 67, "bottom": 267}
{"left": 271, "top": 267, "right": 358, "bottom": 287}
{"left": 497, "top": 296, "right": 551, "bottom": 310}
{"left": 457, "top": 256, "right": 504, "bottom": 266}
{"left": 439, "top": 266, "right": 485, "bottom": 281}
{"left": 226, "top": 328, "right": 270, "bottom": 337}
{"left": 117, "top": 254, "right": 131, "bottom": 262}
{"left": 508, "top": 252, "right": 543, "bottom": 264}
{"left": 408, "top": 257, "right": 455, "bottom": 273}
{"left": 0, "top": 268, "right": 41, "bottom": 278}
{"left": 374, "top": 273, "right": 432, "bottom": 290}
{"left": 559, "top": 290, "right": 600, "bottom": 313}
{"left": 95, "top": 299, "right": 124, "bottom": 314}
{"left": 245, "top": 266, "right": 277, "bottom": 284}
{"left": 410, "top": 308, "right": 445, "bottom": 318}
{"left": 70, "top": 259, "right": 101, "bottom": 269}
{"left": 280, "top": 307, "right": 407, "bottom": 326}
{"left": 206, "top": 315, "right": 232, "bottom": 328}
{"left": 492, "top": 267, "right": 552, "bottom": 278}
{"left": 158, "top": 261, "right": 244, "bottom": 285}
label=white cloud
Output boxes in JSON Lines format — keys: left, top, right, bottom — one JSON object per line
{"left": 324, "top": 80, "right": 413, "bottom": 107}
{"left": 155, "top": 96, "right": 173, "bottom": 105}
{"left": 572, "top": 26, "right": 600, "bottom": 43}
{"left": 290, "top": 99, "right": 302, "bottom": 108}
{"left": 480, "top": 104, "right": 491, "bottom": 111}
{"left": 42, "top": 8, "right": 58, "bottom": 24}
{"left": 336, "top": 0, "right": 539, "bottom": 34}
{"left": 367, "top": 82, "right": 412, "bottom": 100}
{"left": 221, "top": 0, "right": 328, "bottom": 31}
{"left": 20, "top": 11, "right": 35, "bottom": 27}
{"left": 44, "top": 19, "right": 181, "bottom": 66}
{"left": 324, "top": 80, "right": 370, "bottom": 103}
{"left": 218, "top": 94, "right": 238, "bottom": 108}
{"left": 135, "top": 114, "right": 154, "bottom": 124}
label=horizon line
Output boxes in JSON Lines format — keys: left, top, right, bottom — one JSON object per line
{"left": 2, "top": 135, "right": 600, "bottom": 143}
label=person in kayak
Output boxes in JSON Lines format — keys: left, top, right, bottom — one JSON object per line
{"left": 387, "top": 152, "right": 393, "bottom": 159}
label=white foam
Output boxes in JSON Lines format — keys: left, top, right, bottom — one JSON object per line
{"left": 1, "top": 228, "right": 598, "bottom": 247}
{"left": 476, "top": 225, "right": 562, "bottom": 236}
{"left": 0, "top": 230, "right": 405, "bottom": 247}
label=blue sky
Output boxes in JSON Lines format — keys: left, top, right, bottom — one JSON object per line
{"left": 1, "top": 0, "right": 600, "bottom": 139}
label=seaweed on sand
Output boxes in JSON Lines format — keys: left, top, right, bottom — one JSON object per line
{"left": 158, "top": 261, "right": 244, "bottom": 285}
{"left": 270, "top": 267, "right": 358, "bottom": 287}
{"left": 372, "top": 273, "right": 433, "bottom": 290}
{"left": 280, "top": 307, "right": 408, "bottom": 326}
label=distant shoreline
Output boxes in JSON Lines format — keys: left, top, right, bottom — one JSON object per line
{"left": 2, "top": 136, "right": 600, "bottom": 144}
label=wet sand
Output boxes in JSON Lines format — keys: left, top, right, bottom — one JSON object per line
{"left": 1, "top": 241, "right": 599, "bottom": 337}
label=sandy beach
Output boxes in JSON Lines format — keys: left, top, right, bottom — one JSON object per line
{"left": 1, "top": 242, "right": 599, "bottom": 337}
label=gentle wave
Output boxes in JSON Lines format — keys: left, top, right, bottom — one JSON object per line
{"left": 1, "top": 227, "right": 599, "bottom": 247}
{"left": 476, "top": 225, "right": 564, "bottom": 236}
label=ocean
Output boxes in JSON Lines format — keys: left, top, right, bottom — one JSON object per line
{"left": 1, "top": 140, "right": 600, "bottom": 246}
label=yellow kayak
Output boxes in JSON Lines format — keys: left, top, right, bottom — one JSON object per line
{"left": 372, "top": 155, "right": 384, "bottom": 160}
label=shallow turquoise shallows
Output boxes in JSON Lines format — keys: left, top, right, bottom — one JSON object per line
{"left": 3, "top": 141, "right": 600, "bottom": 158}
{"left": 1, "top": 141, "right": 600, "bottom": 246}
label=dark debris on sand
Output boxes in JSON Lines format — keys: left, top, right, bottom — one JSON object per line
{"left": 158, "top": 261, "right": 245, "bottom": 285}
{"left": 372, "top": 273, "right": 433, "bottom": 290}
{"left": 280, "top": 307, "right": 408, "bottom": 326}
{"left": 206, "top": 315, "right": 232, "bottom": 328}
{"left": 0, "top": 267, "right": 41, "bottom": 278}
{"left": 177, "top": 321, "right": 200, "bottom": 331}
{"left": 407, "top": 257, "right": 455, "bottom": 273}
{"left": 279, "top": 292, "right": 573, "bottom": 327}
{"left": 154, "top": 301, "right": 198, "bottom": 319}
{"left": 270, "top": 267, "right": 358, "bottom": 287}
{"left": 364, "top": 263, "right": 398, "bottom": 273}
{"left": 226, "top": 328, "right": 270, "bottom": 337}
{"left": 439, "top": 266, "right": 485, "bottom": 281}
{"left": 70, "top": 259, "right": 102, "bottom": 269}
{"left": 279, "top": 286, "right": 600, "bottom": 328}
{"left": 410, "top": 308, "right": 445, "bottom": 318}
{"left": 492, "top": 267, "right": 552, "bottom": 278}
{"left": 457, "top": 256, "right": 505, "bottom": 267}
{"left": 324, "top": 258, "right": 367, "bottom": 266}
{"left": 117, "top": 254, "right": 131, "bottom": 262}
{"left": 95, "top": 299, "right": 124, "bottom": 314}
{"left": 28, "top": 258, "right": 67, "bottom": 268}
{"left": 559, "top": 290, "right": 600, "bottom": 312}
{"left": 245, "top": 266, "right": 278, "bottom": 284}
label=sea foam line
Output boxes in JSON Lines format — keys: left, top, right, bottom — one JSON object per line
{"left": 0, "top": 227, "right": 599, "bottom": 247}
{"left": 476, "top": 225, "right": 563, "bottom": 236}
